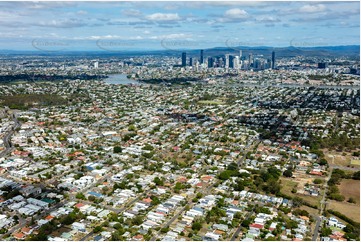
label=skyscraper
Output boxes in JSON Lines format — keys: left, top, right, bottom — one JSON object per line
{"left": 249, "top": 53, "right": 253, "bottom": 68}
{"left": 200, "top": 50, "right": 204, "bottom": 64}
{"left": 225, "top": 54, "right": 230, "bottom": 68}
{"left": 272, "top": 51, "right": 276, "bottom": 69}
{"left": 318, "top": 63, "right": 327, "bottom": 69}
{"left": 239, "top": 50, "right": 243, "bottom": 59}
{"left": 234, "top": 56, "right": 240, "bottom": 69}
{"left": 189, "top": 57, "right": 193, "bottom": 67}
{"left": 229, "top": 55, "right": 235, "bottom": 69}
{"left": 208, "top": 57, "right": 214, "bottom": 68}
{"left": 182, "top": 52, "right": 186, "bottom": 67}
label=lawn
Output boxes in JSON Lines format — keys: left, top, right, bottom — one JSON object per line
{"left": 324, "top": 149, "right": 359, "bottom": 168}
{"left": 338, "top": 179, "right": 360, "bottom": 204}
{"left": 280, "top": 177, "right": 321, "bottom": 208}
{"left": 328, "top": 201, "right": 360, "bottom": 223}
{"left": 299, "top": 205, "right": 318, "bottom": 217}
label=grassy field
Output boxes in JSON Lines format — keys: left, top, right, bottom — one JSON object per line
{"left": 280, "top": 178, "right": 298, "bottom": 195}
{"left": 299, "top": 205, "right": 318, "bottom": 216}
{"left": 338, "top": 179, "right": 360, "bottom": 204}
{"left": 324, "top": 149, "right": 360, "bottom": 168}
{"left": 328, "top": 201, "right": 360, "bottom": 223}
{"left": 280, "top": 177, "right": 321, "bottom": 208}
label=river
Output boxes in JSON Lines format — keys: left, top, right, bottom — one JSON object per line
{"left": 104, "top": 74, "right": 139, "bottom": 85}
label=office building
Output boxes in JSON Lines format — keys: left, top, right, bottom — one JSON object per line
{"left": 229, "top": 55, "right": 235, "bottom": 69}
{"left": 234, "top": 56, "right": 240, "bottom": 69}
{"left": 249, "top": 53, "right": 253, "bottom": 68}
{"left": 200, "top": 50, "right": 204, "bottom": 64}
{"left": 272, "top": 51, "right": 276, "bottom": 69}
{"left": 318, "top": 63, "right": 328, "bottom": 69}
{"left": 225, "top": 54, "right": 230, "bottom": 68}
{"left": 182, "top": 52, "right": 186, "bottom": 67}
{"left": 189, "top": 57, "right": 193, "bottom": 67}
{"left": 208, "top": 57, "right": 214, "bottom": 68}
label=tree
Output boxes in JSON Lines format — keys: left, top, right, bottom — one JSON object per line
{"left": 76, "top": 192, "right": 85, "bottom": 200}
{"left": 320, "top": 227, "right": 332, "bottom": 237}
{"left": 153, "top": 177, "right": 164, "bottom": 186}
{"left": 352, "top": 171, "right": 360, "bottom": 180}
{"left": 192, "top": 222, "right": 202, "bottom": 231}
{"left": 319, "top": 158, "right": 328, "bottom": 166}
{"left": 227, "top": 162, "right": 238, "bottom": 171}
{"left": 234, "top": 212, "right": 242, "bottom": 219}
{"left": 347, "top": 197, "right": 356, "bottom": 203}
{"left": 160, "top": 227, "right": 170, "bottom": 233}
{"left": 283, "top": 169, "right": 293, "bottom": 178}
{"left": 292, "top": 197, "right": 304, "bottom": 208}
{"left": 113, "top": 146, "right": 122, "bottom": 153}
{"left": 143, "top": 144, "right": 154, "bottom": 151}
{"left": 93, "top": 226, "right": 103, "bottom": 233}
{"left": 88, "top": 195, "right": 96, "bottom": 202}
{"left": 151, "top": 196, "right": 161, "bottom": 206}
{"left": 132, "top": 216, "right": 143, "bottom": 226}
{"left": 241, "top": 219, "right": 251, "bottom": 227}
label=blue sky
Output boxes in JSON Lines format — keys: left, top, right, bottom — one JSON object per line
{"left": 0, "top": 1, "right": 359, "bottom": 51}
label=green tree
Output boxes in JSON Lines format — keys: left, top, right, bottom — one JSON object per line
{"left": 93, "top": 226, "right": 103, "bottom": 233}
{"left": 154, "top": 177, "right": 164, "bottom": 186}
{"left": 75, "top": 192, "right": 85, "bottom": 200}
{"left": 113, "top": 146, "right": 122, "bottom": 153}
{"left": 283, "top": 169, "right": 293, "bottom": 178}
{"left": 320, "top": 227, "right": 332, "bottom": 237}
{"left": 192, "top": 222, "right": 202, "bottom": 231}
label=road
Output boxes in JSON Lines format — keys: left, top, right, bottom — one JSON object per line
{"left": 0, "top": 112, "right": 20, "bottom": 158}
{"left": 150, "top": 175, "right": 215, "bottom": 241}
{"left": 312, "top": 159, "right": 334, "bottom": 241}
{"left": 230, "top": 207, "right": 255, "bottom": 241}
{"left": 150, "top": 202, "right": 193, "bottom": 241}
{"left": 238, "top": 139, "right": 260, "bottom": 167}
{"left": 0, "top": 201, "right": 66, "bottom": 239}
{"left": 79, "top": 190, "right": 148, "bottom": 241}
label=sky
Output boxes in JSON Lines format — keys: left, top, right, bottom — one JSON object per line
{"left": 0, "top": 1, "right": 359, "bottom": 51}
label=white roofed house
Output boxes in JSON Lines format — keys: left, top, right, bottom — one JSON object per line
{"left": 72, "top": 176, "right": 95, "bottom": 189}
{"left": 72, "top": 222, "right": 86, "bottom": 232}
{"left": 20, "top": 186, "right": 42, "bottom": 197}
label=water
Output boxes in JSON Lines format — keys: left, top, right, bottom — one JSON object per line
{"left": 104, "top": 74, "right": 138, "bottom": 85}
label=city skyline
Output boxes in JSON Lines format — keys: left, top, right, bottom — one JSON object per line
{"left": 0, "top": 1, "right": 359, "bottom": 51}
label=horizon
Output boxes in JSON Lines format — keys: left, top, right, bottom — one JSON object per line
{"left": 1, "top": 44, "right": 360, "bottom": 54}
{"left": 0, "top": 1, "right": 359, "bottom": 52}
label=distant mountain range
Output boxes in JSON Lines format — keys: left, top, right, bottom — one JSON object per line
{"left": 0, "top": 45, "right": 359, "bottom": 58}
{"left": 173, "top": 45, "right": 361, "bottom": 58}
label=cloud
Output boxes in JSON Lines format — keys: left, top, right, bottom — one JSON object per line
{"left": 256, "top": 16, "right": 281, "bottom": 23}
{"left": 299, "top": 4, "right": 326, "bottom": 13}
{"left": 150, "top": 33, "right": 192, "bottom": 40}
{"left": 73, "top": 35, "right": 143, "bottom": 40}
{"left": 122, "top": 9, "right": 142, "bottom": 17}
{"left": 224, "top": 8, "right": 249, "bottom": 19}
{"left": 34, "top": 19, "right": 87, "bottom": 28}
{"left": 77, "top": 10, "right": 87, "bottom": 15}
{"left": 145, "top": 13, "right": 181, "bottom": 21}
{"left": 216, "top": 8, "right": 249, "bottom": 23}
